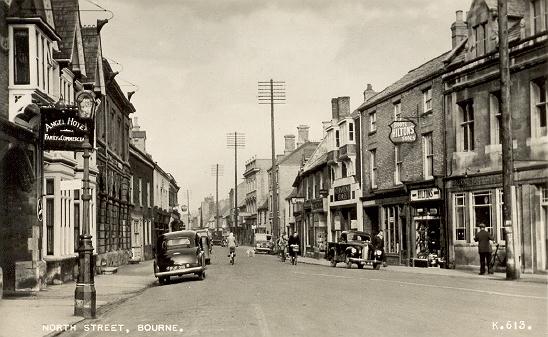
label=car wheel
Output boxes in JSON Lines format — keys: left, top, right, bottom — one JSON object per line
{"left": 374, "top": 263, "right": 381, "bottom": 270}
{"left": 159, "top": 277, "right": 167, "bottom": 285}
{"left": 357, "top": 264, "right": 364, "bottom": 269}
{"left": 198, "top": 271, "right": 206, "bottom": 280}
{"left": 206, "top": 258, "right": 211, "bottom": 265}
{"left": 330, "top": 258, "right": 337, "bottom": 267}
{"left": 345, "top": 256, "right": 352, "bottom": 269}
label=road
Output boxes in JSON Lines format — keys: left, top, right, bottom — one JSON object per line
{"left": 61, "top": 246, "right": 547, "bottom": 337}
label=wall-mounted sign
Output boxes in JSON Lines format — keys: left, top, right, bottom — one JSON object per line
{"left": 41, "top": 106, "right": 94, "bottom": 151}
{"left": 389, "top": 120, "right": 416, "bottom": 144}
{"left": 410, "top": 187, "right": 441, "bottom": 202}
{"left": 334, "top": 184, "right": 351, "bottom": 202}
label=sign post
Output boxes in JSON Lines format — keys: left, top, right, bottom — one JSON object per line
{"left": 41, "top": 91, "right": 99, "bottom": 318}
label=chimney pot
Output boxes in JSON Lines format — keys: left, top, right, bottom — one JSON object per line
{"left": 331, "top": 98, "right": 339, "bottom": 120}
{"left": 284, "top": 134, "right": 296, "bottom": 154}
{"left": 451, "top": 10, "right": 467, "bottom": 49}
{"left": 296, "top": 125, "right": 310, "bottom": 147}
{"left": 337, "top": 97, "right": 350, "bottom": 118}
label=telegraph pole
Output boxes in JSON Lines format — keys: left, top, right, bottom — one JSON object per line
{"left": 497, "top": 0, "right": 519, "bottom": 280}
{"left": 211, "top": 164, "right": 224, "bottom": 230}
{"left": 258, "top": 79, "right": 286, "bottom": 240}
{"left": 227, "top": 132, "right": 245, "bottom": 233}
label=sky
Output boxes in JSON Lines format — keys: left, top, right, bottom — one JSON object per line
{"left": 79, "top": 0, "right": 471, "bottom": 214}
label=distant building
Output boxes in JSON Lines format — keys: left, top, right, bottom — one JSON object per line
{"left": 243, "top": 157, "right": 271, "bottom": 234}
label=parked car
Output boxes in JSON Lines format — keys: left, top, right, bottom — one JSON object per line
{"left": 325, "top": 231, "right": 383, "bottom": 270}
{"left": 211, "top": 229, "right": 224, "bottom": 246}
{"left": 254, "top": 233, "right": 274, "bottom": 254}
{"left": 154, "top": 230, "right": 207, "bottom": 285}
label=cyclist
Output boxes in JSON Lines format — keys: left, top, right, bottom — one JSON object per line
{"left": 288, "top": 232, "right": 300, "bottom": 264}
{"left": 277, "top": 233, "right": 288, "bottom": 262}
{"left": 227, "top": 232, "right": 237, "bottom": 260}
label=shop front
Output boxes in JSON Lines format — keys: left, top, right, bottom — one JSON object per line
{"left": 328, "top": 182, "right": 362, "bottom": 243}
{"left": 303, "top": 197, "right": 327, "bottom": 257}
{"left": 407, "top": 184, "right": 445, "bottom": 267}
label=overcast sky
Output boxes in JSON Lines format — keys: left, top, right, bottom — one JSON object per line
{"left": 80, "top": 0, "right": 470, "bottom": 213}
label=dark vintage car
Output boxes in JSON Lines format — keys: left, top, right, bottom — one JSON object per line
{"left": 325, "top": 231, "right": 383, "bottom": 270}
{"left": 154, "top": 230, "right": 207, "bottom": 285}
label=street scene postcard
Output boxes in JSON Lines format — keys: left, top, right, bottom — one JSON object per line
{"left": 0, "top": 0, "right": 547, "bottom": 336}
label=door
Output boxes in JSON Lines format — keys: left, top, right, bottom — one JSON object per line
{"left": 131, "top": 218, "right": 143, "bottom": 261}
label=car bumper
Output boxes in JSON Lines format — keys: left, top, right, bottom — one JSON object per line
{"left": 348, "top": 258, "right": 382, "bottom": 264}
{"left": 155, "top": 266, "right": 205, "bottom": 277}
{"left": 254, "top": 248, "right": 272, "bottom": 253}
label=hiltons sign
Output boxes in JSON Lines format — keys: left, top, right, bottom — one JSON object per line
{"left": 389, "top": 120, "right": 416, "bottom": 144}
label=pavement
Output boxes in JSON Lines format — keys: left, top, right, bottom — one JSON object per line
{"left": 0, "top": 260, "right": 156, "bottom": 337}
{"left": 0, "top": 247, "right": 545, "bottom": 337}
{"left": 295, "top": 255, "right": 548, "bottom": 284}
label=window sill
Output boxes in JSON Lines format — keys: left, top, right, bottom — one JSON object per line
{"left": 485, "top": 144, "right": 502, "bottom": 154}
{"left": 526, "top": 136, "right": 548, "bottom": 146}
{"left": 421, "top": 110, "right": 433, "bottom": 117}
{"left": 368, "top": 130, "right": 377, "bottom": 136}
{"left": 423, "top": 176, "right": 434, "bottom": 181}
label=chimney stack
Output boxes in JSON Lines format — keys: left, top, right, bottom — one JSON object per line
{"left": 131, "top": 117, "right": 147, "bottom": 152}
{"left": 296, "top": 125, "right": 310, "bottom": 147}
{"left": 337, "top": 96, "right": 350, "bottom": 118}
{"left": 331, "top": 98, "right": 339, "bottom": 121}
{"left": 451, "top": 10, "right": 467, "bottom": 49}
{"left": 363, "top": 84, "right": 376, "bottom": 102}
{"left": 284, "top": 134, "right": 296, "bottom": 154}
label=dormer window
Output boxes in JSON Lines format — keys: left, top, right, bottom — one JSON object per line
{"left": 532, "top": 0, "right": 548, "bottom": 34}
{"left": 13, "top": 28, "right": 30, "bottom": 85}
{"left": 473, "top": 22, "right": 488, "bottom": 57}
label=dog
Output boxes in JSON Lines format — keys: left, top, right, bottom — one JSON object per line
{"left": 246, "top": 249, "right": 255, "bottom": 257}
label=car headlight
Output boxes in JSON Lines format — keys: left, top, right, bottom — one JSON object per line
{"left": 351, "top": 248, "right": 357, "bottom": 254}
{"left": 375, "top": 250, "right": 382, "bottom": 255}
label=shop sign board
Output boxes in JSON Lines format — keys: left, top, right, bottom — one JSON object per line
{"left": 41, "top": 106, "right": 94, "bottom": 151}
{"left": 389, "top": 120, "right": 416, "bottom": 144}
{"left": 311, "top": 198, "right": 325, "bottom": 211}
{"left": 410, "top": 187, "right": 441, "bottom": 202}
{"left": 334, "top": 184, "right": 351, "bottom": 202}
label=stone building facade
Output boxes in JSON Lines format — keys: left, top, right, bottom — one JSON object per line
{"left": 443, "top": 0, "right": 548, "bottom": 273}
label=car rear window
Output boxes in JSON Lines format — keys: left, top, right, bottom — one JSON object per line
{"left": 167, "top": 237, "right": 192, "bottom": 247}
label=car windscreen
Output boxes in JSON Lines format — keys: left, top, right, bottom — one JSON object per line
{"left": 166, "top": 237, "right": 193, "bottom": 248}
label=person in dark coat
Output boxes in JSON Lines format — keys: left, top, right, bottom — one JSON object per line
{"left": 371, "top": 230, "right": 386, "bottom": 265}
{"left": 288, "top": 232, "right": 300, "bottom": 258}
{"left": 474, "top": 223, "right": 495, "bottom": 275}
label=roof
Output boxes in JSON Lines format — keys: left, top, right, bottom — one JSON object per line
{"left": 271, "top": 141, "right": 319, "bottom": 169}
{"left": 301, "top": 136, "right": 329, "bottom": 174}
{"left": 8, "top": 0, "right": 60, "bottom": 41}
{"left": 50, "top": 0, "right": 79, "bottom": 60}
{"left": 161, "top": 230, "right": 196, "bottom": 239}
{"left": 257, "top": 199, "right": 269, "bottom": 210}
{"left": 357, "top": 52, "right": 450, "bottom": 111}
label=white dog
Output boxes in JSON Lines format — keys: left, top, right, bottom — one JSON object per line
{"left": 246, "top": 249, "right": 255, "bottom": 257}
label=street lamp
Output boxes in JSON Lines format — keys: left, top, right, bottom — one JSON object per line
{"left": 74, "top": 90, "right": 99, "bottom": 318}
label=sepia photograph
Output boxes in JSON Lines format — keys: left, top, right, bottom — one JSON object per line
{"left": 0, "top": 0, "right": 547, "bottom": 336}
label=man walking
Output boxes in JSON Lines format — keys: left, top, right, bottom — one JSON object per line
{"left": 474, "top": 223, "right": 495, "bottom": 275}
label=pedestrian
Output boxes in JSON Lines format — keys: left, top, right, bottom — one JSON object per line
{"left": 375, "top": 230, "right": 387, "bottom": 266}
{"left": 474, "top": 223, "right": 495, "bottom": 275}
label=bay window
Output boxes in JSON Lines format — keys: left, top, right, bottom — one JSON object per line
{"left": 13, "top": 28, "right": 30, "bottom": 85}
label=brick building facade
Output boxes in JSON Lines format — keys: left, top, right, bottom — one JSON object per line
{"left": 357, "top": 54, "right": 448, "bottom": 266}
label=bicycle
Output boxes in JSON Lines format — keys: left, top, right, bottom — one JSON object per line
{"left": 228, "top": 246, "right": 236, "bottom": 265}
{"left": 289, "top": 244, "right": 299, "bottom": 265}
{"left": 489, "top": 243, "right": 506, "bottom": 270}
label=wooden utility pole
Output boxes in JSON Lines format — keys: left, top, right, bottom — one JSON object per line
{"left": 497, "top": 0, "right": 519, "bottom": 280}
{"left": 258, "top": 79, "right": 286, "bottom": 240}
{"left": 227, "top": 132, "right": 245, "bottom": 232}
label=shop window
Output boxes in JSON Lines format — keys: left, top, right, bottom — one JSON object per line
{"left": 454, "top": 193, "right": 467, "bottom": 241}
{"left": 473, "top": 191, "right": 493, "bottom": 236}
{"left": 369, "top": 111, "right": 377, "bottom": 133}
{"left": 45, "top": 178, "right": 55, "bottom": 255}
{"left": 423, "top": 87, "right": 432, "bottom": 113}
{"left": 531, "top": 0, "right": 548, "bottom": 34}
{"left": 458, "top": 100, "right": 475, "bottom": 151}
{"left": 489, "top": 92, "right": 502, "bottom": 145}
{"left": 384, "top": 205, "right": 400, "bottom": 254}
{"left": 422, "top": 133, "right": 434, "bottom": 179}
{"left": 13, "top": 28, "right": 30, "bottom": 85}
{"left": 531, "top": 77, "right": 547, "bottom": 138}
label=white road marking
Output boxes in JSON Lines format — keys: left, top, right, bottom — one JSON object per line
{"left": 253, "top": 303, "right": 271, "bottom": 337}
{"left": 294, "top": 271, "right": 547, "bottom": 300}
